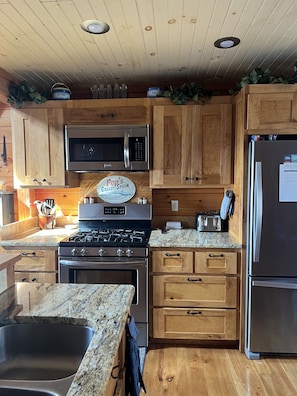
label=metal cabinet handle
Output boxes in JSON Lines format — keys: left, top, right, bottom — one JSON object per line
{"left": 21, "top": 277, "right": 27, "bottom": 282}
{"left": 187, "top": 310, "right": 202, "bottom": 315}
{"left": 31, "top": 278, "right": 38, "bottom": 282}
{"left": 184, "top": 177, "right": 200, "bottom": 181}
{"left": 111, "top": 360, "right": 121, "bottom": 379}
{"left": 165, "top": 253, "right": 180, "bottom": 257}
{"left": 21, "top": 251, "right": 36, "bottom": 256}
{"left": 208, "top": 254, "right": 224, "bottom": 258}
{"left": 187, "top": 277, "right": 202, "bottom": 282}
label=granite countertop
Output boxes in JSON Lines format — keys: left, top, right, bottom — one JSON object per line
{"left": 0, "top": 282, "right": 134, "bottom": 395}
{"left": 149, "top": 229, "right": 242, "bottom": 248}
{"left": 0, "top": 227, "right": 77, "bottom": 248}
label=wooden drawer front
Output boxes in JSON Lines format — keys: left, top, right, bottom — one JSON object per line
{"left": 152, "top": 251, "right": 193, "bottom": 273}
{"left": 195, "top": 252, "right": 237, "bottom": 274}
{"left": 153, "top": 275, "right": 237, "bottom": 308}
{"left": 153, "top": 308, "right": 237, "bottom": 340}
{"left": 12, "top": 250, "right": 56, "bottom": 272}
{"left": 15, "top": 271, "right": 57, "bottom": 283}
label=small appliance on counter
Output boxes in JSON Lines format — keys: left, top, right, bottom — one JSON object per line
{"left": 196, "top": 190, "right": 235, "bottom": 232}
{"left": 196, "top": 211, "right": 228, "bottom": 232}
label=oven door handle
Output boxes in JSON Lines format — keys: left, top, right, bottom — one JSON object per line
{"left": 59, "top": 259, "right": 147, "bottom": 269}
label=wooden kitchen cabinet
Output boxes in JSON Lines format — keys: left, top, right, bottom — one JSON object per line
{"left": 6, "top": 248, "right": 57, "bottom": 283}
{"left": 63, "top": 98, "right": 151, "bottom": 125}
{"left": 246, "top": 90, "right": 297, "bottom": 130}
{"left": 151, "top": 249, "right": 239, "bottom": 341}
{"left": 11, "top": 107, "right": 78, "bottom": 188}
{"left": 150, "top": 103, "right": 233, "bottom": 187}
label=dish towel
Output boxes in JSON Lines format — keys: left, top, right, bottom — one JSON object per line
{"left": 125, "top": 316, "right": 146, "bottom": 396}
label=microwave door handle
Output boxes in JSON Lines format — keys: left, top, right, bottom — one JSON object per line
{"left": 124, "top": 132, "right": 130, "bottom": 168}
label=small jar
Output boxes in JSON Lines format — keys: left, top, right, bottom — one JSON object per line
{"left": 83, "top": 197, "right": 89, "bottom": 204}
{"left": 89, "top": 197, "right": 95, "bottom": 204}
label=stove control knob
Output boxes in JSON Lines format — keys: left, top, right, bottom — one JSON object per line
{"left": 117, "top": 249, "right": 124, "bottom": 257}
{"left": 98, "top": 248, "right": 105, "bottom": 257}
{"left": 80, "top": 248, "right": 87, "bottom": 256}
{"left": 126, "top": 249, "right": 134, "bottom": 257}
{"left": 71, "top": 248, "right": 79, "bottom": 256}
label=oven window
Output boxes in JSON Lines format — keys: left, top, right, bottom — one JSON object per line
{"left": 69, "top": 138, "right": 124, "bottom": 162}
{"left": 71, "top": 268, "right": 137, "bottom": 304}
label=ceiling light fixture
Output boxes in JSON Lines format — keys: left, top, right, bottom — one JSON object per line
{"left": 81, "top": 20, "right": 110, "bottom": 34}
{"left": 214, "top": 36, "right": 240, "bottom": 49}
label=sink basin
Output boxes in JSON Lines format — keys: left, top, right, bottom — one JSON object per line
{"left": 0, "top": 323, "right": 94, "bottom": 381}
{"left": 0, "top": 387, "right": 56, "bottom": 396}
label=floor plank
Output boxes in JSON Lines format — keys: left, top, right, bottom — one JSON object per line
{"left": 142, "top": 344, "right": 297, "bottom": 395}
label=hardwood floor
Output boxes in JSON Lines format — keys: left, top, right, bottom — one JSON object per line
{"left": 142, "top": 344, "right": 297, "bottom": 395}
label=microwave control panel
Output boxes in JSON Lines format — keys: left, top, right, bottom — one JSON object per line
{"left": 130, "top": 137, "right": 145, "bottom": 161}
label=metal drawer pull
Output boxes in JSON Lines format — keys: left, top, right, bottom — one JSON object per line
{"left": 21, "top": 251, "right": 36, "bottom": 256}
{"left": 111, "top": 360, "right": 121, "bottom": 379}
{"left": 187, "top": 310, "right": 202, "bottom": 315}
{"left": 165, "top": 253, "right": 180, "bottom": 257}
{"left": 187, "top": 277, "right": 202, "bottom": 282}
{"left": 21, "top": 277, "right": 27, "bottom": 282}
{"left": 208, "top": 254, "right": 224, "bottom": 258}
{"left": 184, "top": 176, "right": 200, "bottom": 181}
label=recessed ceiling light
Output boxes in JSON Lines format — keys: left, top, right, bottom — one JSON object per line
{"left": 214, "top": 37, "right": 240, "bottom": 49}
{"left": 81, "top": 20, "right": 110, "bottom": 34}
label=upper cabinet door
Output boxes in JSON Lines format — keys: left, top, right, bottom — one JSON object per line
{"left": 247, "top": 93, "right": 297, "bottom": 130}
{"left": 150, "top": 103, "right": 233, "bottom": 188}
{"left": 11, "top": 108, "right": 77, "bottom": 188}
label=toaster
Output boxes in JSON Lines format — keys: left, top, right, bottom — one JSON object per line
{"left": 196, "top": 212, "right": 228, "bottom": 232}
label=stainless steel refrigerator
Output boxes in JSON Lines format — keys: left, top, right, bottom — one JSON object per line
{"left": 245, "top": 139, "right": 297, "bottom": 359}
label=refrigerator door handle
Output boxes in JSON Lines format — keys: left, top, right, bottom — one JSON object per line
{"left": 252, "top": 280, "right": 297, "bottom": 290}
{"left": 253, "top": 161, "right": 263, "bottom": 262}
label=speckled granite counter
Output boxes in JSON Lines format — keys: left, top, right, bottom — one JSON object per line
{"left": 149, "top": 229, "right": 242, "bottom": 249}
{"left": 0, "top": 282, "right": 134, "bottom": 395}
{"left": 0, "top": 227, "right": 77, "bottom": 248}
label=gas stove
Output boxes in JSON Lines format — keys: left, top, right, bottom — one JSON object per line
{"left": 59, "top": 203, "right": 152, "bottom": 257}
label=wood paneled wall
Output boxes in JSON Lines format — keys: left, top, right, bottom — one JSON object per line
{"left": 152, "top": 188, "right": 225, "bottom": 229}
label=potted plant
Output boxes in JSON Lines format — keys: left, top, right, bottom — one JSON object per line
{"left": 161, "top": 82, "right": 212, "bottom": 105}
{"left": 7, "top": 80, "right": 49, "bottom": 108}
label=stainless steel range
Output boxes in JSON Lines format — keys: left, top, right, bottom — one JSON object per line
{"left": 58, "top": 203, "right": 152, "bottom": 347}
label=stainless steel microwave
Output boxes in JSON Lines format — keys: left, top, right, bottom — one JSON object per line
{"left": 65, "top": 124, "right": 150, "bottom": 172}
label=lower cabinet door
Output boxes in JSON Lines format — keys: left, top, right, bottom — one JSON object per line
{"left": 153, "top": 307, "right": 237, "bottom": 340}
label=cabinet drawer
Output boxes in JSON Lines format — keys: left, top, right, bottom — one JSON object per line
{"left": 15, "top": 271, "right": 57, "bottom": 283}
{"left": 153, "top": 275, "right": 237, "bottom": 308}
{"left": 12, "top": 250, "right": 56, "bottom": 272}
{"left": 151, "top": 251, "right": 194, "bottom": 273}
{"left": 153, "top": 307, "right": 237, "bottom": 340}
{"left": 195, "top": 251, "right": 237, "bottom": 274}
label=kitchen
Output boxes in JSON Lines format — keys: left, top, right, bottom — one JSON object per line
{"left": 0, "top": 0, "right": 297, "bottom": 395}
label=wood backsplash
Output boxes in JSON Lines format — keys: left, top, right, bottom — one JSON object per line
{"left": 152, "top": 188, "right": 225, "bottom": 229}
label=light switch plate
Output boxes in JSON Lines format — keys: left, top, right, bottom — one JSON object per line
{"left": 171, "top": 200, "right": 178, "bottom": 211}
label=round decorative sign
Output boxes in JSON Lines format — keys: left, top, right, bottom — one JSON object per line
{"left": 97, "top": 175, "right": 136, "bottom": 203}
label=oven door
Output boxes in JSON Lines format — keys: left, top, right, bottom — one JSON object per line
{"left": 58, "top": 258, "right": 148, "bottom": 323}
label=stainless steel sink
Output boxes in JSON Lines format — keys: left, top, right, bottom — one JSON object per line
{"left": 0, "top": 387, "right": 56, "bottom": 395}
{"left": 0, "top": 323, "right": 94, "bottom": 396}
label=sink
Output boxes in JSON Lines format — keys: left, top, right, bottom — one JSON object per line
{"left": 0, "top": 387, "right": 56, "bottom": 396}
{"left": 0, "top": 323, "right": 94, "bottom": 380}
{"left": 0, "top": 323, "right": 94, "bottom": 396}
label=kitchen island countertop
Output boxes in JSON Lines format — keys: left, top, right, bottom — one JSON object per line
{"left": 149, "top": 229, "right": 242, "bottom": 248}
{"left": 0, "top": 282, "right": 134, "bottom": 395}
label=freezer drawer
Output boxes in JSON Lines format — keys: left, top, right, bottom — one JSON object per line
{"left": 246, "top": 277, "right": 297, "bottom": 357}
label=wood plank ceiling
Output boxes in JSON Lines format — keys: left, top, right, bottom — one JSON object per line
{"left": 0, "top": 0, "right": 296, "bottom": 92}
